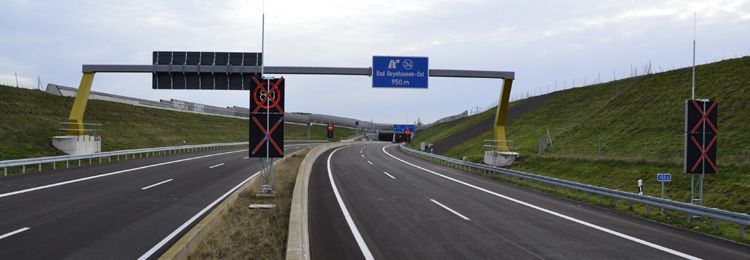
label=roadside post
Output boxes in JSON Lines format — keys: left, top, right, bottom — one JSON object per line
{"left": 638, "top": 179, "right": 643, "bottom": 195}
{"left": 657, "top": 173, "right": 671, "bottom": 214}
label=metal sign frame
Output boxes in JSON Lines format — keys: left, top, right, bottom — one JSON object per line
{"left": 684, "top": 99, "right": 718, "bottom": 208}
{"left": 70, "top": 64, "right": 514, "bottom": 149}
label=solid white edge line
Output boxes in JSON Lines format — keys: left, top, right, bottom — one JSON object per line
{"left": 209, "top": 163, "right": 225, "bottom": 169}
{"left": 0, "top": 150, "right": 245, "bottom": 199}
{"left": 431, "top": 199, "right": 470, "bottom": 221}
{"left": 138, "top": 170, "right": 261, "bottom": 260}
{"left": 0, "top": 227, "right": 30, "bottom": 240}
{"left": 382, "top": 171, "right": 396, "bottom": 179}
{"left": 381, "top": 145, "right": 702, "bottom": 260}
{"left": 328, "top": 147, "right": 375, "bottom": 260}
{"left": 141, "top": 179, "right": 174, "bottom": 190}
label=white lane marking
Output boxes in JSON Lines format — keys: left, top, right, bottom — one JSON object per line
{"left": 431, "top": 199, "right": 470, "bottom": 221}
{"left": 382, "top": 171, "right": 396, "bottom": 179}
{"left": 138, "top": 170, "right": 261, "bottom": 260}
{"left": 0, "top": 150, "right": 245, "bottom": 199}
{"left": 367, "top": 161, "right": 373, "bottom": 165}
{"left": 382, "top": 146, "right": 702, "bottom": 260}
{"left": 141, "top": 179, "right": 174, "bottom": 190}
{"left": 209, "top": 163, "right": 225, "bottom": 169}
{"left": 0, "top": 227, "right": 30, "bottom": 240}
{"left": 361, "top": 154, "right": 364, "bottom": 158}
{"left": 328, "top": 147, "right": 375, "bottom": 260}
{"left": 243, "top": 157, "right": 249, "bottom": 159}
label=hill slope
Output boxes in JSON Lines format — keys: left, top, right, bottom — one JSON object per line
{"left": 428, "top": 89, "right": 572, "bottom": 155}
{"left": 411, "top": 56, "right": 750, "bottom": 216}
{"left": 0, "top": 85, "right": 355, "bottom": 160}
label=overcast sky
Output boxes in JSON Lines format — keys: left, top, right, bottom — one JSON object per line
{"left": 2, "top": 0, "right": 749, "bottom": 125}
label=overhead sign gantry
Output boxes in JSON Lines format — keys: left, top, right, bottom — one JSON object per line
{"left": 72, "top": 55, "right": 515, "bottom": 152}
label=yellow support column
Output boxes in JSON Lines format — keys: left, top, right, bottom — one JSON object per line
{"left": 67, "top": 72, "right": 95, "bottom": 135}
{"left": 493, "top": 78, "right": 513, "bottom": 152}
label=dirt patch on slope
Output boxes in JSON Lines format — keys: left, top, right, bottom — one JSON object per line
{"left": 430, "top": 90, "right": 570, "bottom": 155}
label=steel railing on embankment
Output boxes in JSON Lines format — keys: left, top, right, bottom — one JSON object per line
{"left": 399, "top": 143, "right": 749, "bottom": 238}
{"left": 1, "top": 142, "right": 248, "bottom": 176}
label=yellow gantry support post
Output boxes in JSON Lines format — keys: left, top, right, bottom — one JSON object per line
{"left": 493, "top": 78, "right": 514, "bottom": 152}
{"left": 67, "top": 72, "right": 95, "bottom": 135}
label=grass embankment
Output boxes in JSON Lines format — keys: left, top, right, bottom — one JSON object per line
{"left": 190, "top": 147, "right": 311, "bottom": 259}
{"left": 0, "top": 85, "right": 249, "bottom": 160}
{"left": 409, "top": 57, "right": 750, "bottom": 243}
{"left": 0, "top": 85, "right": 355, "bottom": 162}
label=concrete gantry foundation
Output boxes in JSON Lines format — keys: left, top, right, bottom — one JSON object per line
{"left": 484, "top": 151, "right": 519, "bottom": 167}
{"left": 52, "top": 135, "right": 101, "bottom": 155}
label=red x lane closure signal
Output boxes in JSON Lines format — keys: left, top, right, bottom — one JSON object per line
{"left": 252, "top": 117, "right": 284, "bottom": 157}
{"left": 250, "top": 115, "right": 284, "bottom": 157}
{"left": 689, "top": 99, "right": 718, "bottom": 134}
{"left": 684, "top": 99, "right": 718, "bottom": 174}
{"left": 690, "top": 135, "right": 717, "bottom": 172}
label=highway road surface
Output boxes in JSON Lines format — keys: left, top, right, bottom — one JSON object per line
{"left": 0, "top": 144, "right": 313, "bottom": 260}
{"left": 308, "top": 143, "right": 750, "bottom": 259}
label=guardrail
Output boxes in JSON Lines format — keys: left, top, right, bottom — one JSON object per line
{"left": 286, "top": 140, "right": 330, "bottom": 144}
{"left": 484, "top": 140, "right": 513, "bottom": 152}
{"left": 400, "top": 143, "right": 749, "bottom": 238}
{"left": 58, "top": 122, "right": 102, "bottom": 136}
{"left": 1, "top": 142, "right": 248, "bottom": 176}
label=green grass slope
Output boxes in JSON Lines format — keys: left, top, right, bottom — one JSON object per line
{"left": 412, "top": 56, "right": 750, "bottom": 213}
{"left": 0, "top": 85, "right": 354, "bottom": 161}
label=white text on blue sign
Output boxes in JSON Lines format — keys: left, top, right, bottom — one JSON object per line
{"left": 372, "top": 56, "right": 428, "bottom": 88}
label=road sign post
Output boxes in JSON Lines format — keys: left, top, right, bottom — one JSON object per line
{"left": 372, "top": 56, "right": 428, "bottom": 88}
{"left": 248, "top": 76, "right": 285, "bottom": 195}
{"left": 327, "top": 124, "right": 334, "bottom": 140}
{"left": 657, "top": 173, "right": 671, "bottom": 214}
{"left": 307, "top": 122, "right": 311, "bottom": 142}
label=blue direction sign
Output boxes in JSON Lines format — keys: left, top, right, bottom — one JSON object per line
{"left": 372, "top": 56, "right": 428, "bottom": 88}
{"left": 393, "top": 124, "right": 415, "bottom": 133}
{"left": 657, "top": 173, "right": 671, "bottom": 182}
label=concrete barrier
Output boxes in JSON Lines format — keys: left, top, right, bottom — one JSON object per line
{"left": 285, "top": 142, "right": 350, "bottom": 260}
{"left": 285, "top": 141, "right": 383, "bottom": 259}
